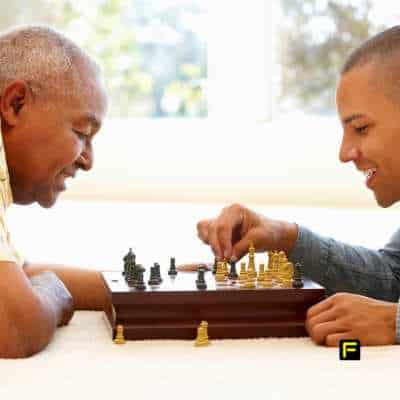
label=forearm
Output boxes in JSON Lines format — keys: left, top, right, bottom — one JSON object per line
{"left": 23, "top": 262, "right": 111, "bottom": 311}
{"left": 0, "top": 271, "right": 71, "bottom": 358}
{"left": 289, "top": 226, "right": 400, "bottom": 301}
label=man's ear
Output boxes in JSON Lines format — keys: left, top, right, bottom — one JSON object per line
{"left": 0, "top": 81, "right": 32, "bottom": 127}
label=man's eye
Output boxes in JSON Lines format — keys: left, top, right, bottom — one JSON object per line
{"left": 73, "top": 130, "right": 87, "bottom": 139}
{"left": 354, "top": 125, "right": 368, "bottom": 133}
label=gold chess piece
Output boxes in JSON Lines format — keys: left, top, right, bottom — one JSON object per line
{"left": 243, "top": 274, "right": 256, "bottom": 289}
{"left": 281, "top": 278, "right": 292, "bottom": 288}
{"left": 215, "top": 262, "right": 226, "bottom": 283}
{"left": 239, "top": 262, "right": 247, "bottom": 282}
{"left": 257, "top": 263, "right": 265, "bottom": 282}
{"left": 195, "top": 321, "right": 211, "bottom": 346}
{"left": 114, "top": 324, "right": 126, "bottom": 344}
{"left": 222, "top": 259, "right": 229, "bottom": 277}
{"left": 259, "top": 273, "right": 273, "bottom": 288}
{"left": 248, "top": 243, "right": 257, "bottom": 279}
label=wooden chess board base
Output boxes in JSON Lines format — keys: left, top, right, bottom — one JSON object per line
{"left": 102, "top": 271, "right": 326, "bottom": 341}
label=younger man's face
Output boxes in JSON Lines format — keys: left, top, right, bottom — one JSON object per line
{"left": 336, "top": 62, "right": 400, "bottom": 207}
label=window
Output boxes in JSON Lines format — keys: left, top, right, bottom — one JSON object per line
{"left": 0, "top": 0, "right": 207, "bottom": 118}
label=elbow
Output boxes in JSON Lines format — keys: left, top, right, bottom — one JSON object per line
{"left": 0, "top": 304, "right": 56, "bottom": 359}
{"left": 0, "top": 324, "right": 53, "bottom": 359}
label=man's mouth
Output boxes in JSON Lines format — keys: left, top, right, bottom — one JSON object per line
{"left": 363, "top": 168, "right": 377, "bottom": 187}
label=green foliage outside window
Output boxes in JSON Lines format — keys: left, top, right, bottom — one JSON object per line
{"left": 0, "top": 0, "right": 207, "bottom": 118}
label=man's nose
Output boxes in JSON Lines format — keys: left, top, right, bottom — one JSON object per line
{"left": 76, "top": 145, "right": 93, "bottom": 171}
{"left": 339, "top": 136, "right": 359, "bottom": 163}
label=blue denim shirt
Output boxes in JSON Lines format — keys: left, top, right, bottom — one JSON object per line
{"left": 288, "top": 226, "right": 400, "bottom": 343}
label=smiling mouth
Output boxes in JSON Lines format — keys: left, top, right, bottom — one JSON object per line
{"left": 363, "top": 168, "right": 377, "bottom": 187}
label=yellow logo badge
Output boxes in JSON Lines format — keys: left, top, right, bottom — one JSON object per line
{"left": 339, "top": 339, "right": 360, "bottom": 360}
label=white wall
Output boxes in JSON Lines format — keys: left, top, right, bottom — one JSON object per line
{"left": 61, "top": 116, "right": 380, "bottom": 208}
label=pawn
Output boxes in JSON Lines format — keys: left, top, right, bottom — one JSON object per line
{"left": 292, "top": 262, "right": 304, "bottom": 288}
{"left": 168, "top": 257, "right": 178, "bottom": 276}
{"left": 228, "top": 261, "right": 239, "bottom": 280}
{"left": 243, "top": 275, "right": 256, "bottom": 289}
{"left": 148, "top": 266, "right": 160, "bottom": 286}
{"left": 114, "top": 324, "right": 125, "bottom": 344}
{"left": 215, "top": 262, "right": 226, "bottom": 283}
{"left": 135, "top": 270, "right": 146, "bottom": 290}
{"left": 154, "top": 262, "right": 162, "bottom": 284}
{"left": 239, "top": 262, "right": 247, "bottom": 282}
{"left": 196, "top": 268, "right": 207, "bottom": 290}
{"left": 257, "top": 263, "right": 266, "bottom": 282}
{"left": 195, "top": 321, "right": 211, "bottom": 347}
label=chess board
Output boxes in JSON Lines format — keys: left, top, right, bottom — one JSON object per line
{"left": 102, "top": 270, "right": 326, "bottom": 341}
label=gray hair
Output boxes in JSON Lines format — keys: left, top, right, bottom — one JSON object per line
{"left": 0, "top": 25, "right": 101, "bottom": 100}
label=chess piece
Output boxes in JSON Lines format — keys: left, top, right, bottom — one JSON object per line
{"left": 196, "top": 268, "right": 207, "bottom": 290}
{"left": 259, "top": 275, "right": 273, "bottom": 288}
{"left": 228, "top": 261, "right": 239, "bottom": 280}
{"left": 134, "top": 270, "right": 146, "bottom": 290}
{"left": 212, "top": 257, "right": 218, "bottom": 275}
{"left": 168, "top": 257, "right": 178, "bottom": 276}
{"left": 248, "top": 243, "right": 257, "bottom": 279}
{"left": 148, "top": 266, "right": 160, "bottom": 286}
{"left": 154, "top": 262, "right": 162, "bottom": 284}
{"left": 257, "top": 263, "right": 265, "bottom": 282}
{"left": 114, "top": 325, "right": 125, "bottom": 344}
{"left": 123, "top": 248, "right": 136, "bottom": 276}
{"left": 126, "top": 259, "right": 136, "bottom": 286}
{"left": 215, "top": 262, "right": 226, "bottom": 283}
{"left": 222, "top": 260, "right": 229, "bottom": 277}
{"left": 243, "top": 274, "right": 256, "bottom": 289}
{"left": 239, "top": 262, "right": 247, "bottom": 282}
{"left": 195, "top": 321, "right": 211, "bottom": 346}
{"left": 293, "top": 262, "right": 304, "bottom": 288}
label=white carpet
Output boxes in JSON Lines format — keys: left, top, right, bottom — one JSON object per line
{"left": 0, "top": 311, "right": 398, "bottom": 400}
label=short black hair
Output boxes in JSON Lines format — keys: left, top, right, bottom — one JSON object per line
{"left": 342, "top": 26, "right": 400, "bottom": 74}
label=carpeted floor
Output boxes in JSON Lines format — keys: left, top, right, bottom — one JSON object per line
{"left": 1, "top": 311, "right": 398, "bottom": 400}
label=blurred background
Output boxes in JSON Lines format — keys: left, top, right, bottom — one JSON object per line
{"left": 2, "top": 0, "right": 400, "bottom": 267}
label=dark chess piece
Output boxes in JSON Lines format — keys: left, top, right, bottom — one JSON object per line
{"left": 135, "top": 270, "right": 146, "bottom": 290}
{"left": 123, "top": 248, "right": 136, "bottom": 275}
{"left": 196, "top": 268, "right": 207, "bottom": 290}
{"left": 212, "top": 257, "right": 218, "bottom": 275}
{"left": 133, "top": 264, "right": 145, "bottom": 285}
{"left": 292, "top": 262, "right": 304, "bottom": 288}
{"left": 228, "top": 261, "right": 239, "bottom": 280}
{"left": 126, "top": 260, "right": 136, "bottom": 286}
{"left": 148, "top": 266, "right": 160, "bottom": 286}
{"left": 168, "top": 257, "right": 178, "bottom": 276}
{"left": 154, "top": 262, "right": 162, "bottom": 284}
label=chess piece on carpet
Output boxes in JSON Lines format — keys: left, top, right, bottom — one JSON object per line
{"left": 195, "top": 321, "right": 210, "bottom": 347}
{"left": 114, "top": 325, "right": 125, "bottom": 344}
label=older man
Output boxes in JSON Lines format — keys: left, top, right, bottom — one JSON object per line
{"left": 0, "top": 26, "right": 110, "bottom": 358}
{"left": 195, "top": 26, "right": 400, "bottom": 347}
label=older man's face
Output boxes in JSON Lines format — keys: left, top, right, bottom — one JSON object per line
{"left": 336, "top": 63, "right": 400, "bottom": 207}
{"left": 4, "top": 68, "right": 107, "bottom": 207}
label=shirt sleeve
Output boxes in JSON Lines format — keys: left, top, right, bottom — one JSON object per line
{"left": 288, "top": 225, "right": 400, "bottom": 344}
{"left": 0, "top": 219, "right": 24, "bottom": 266}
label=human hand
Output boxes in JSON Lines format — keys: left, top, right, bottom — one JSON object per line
{"left": 196, "top": 203, "right": 298, "bottom": 261}
{"left": 305, "top": 292, "right": 397, "bottom": 346}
